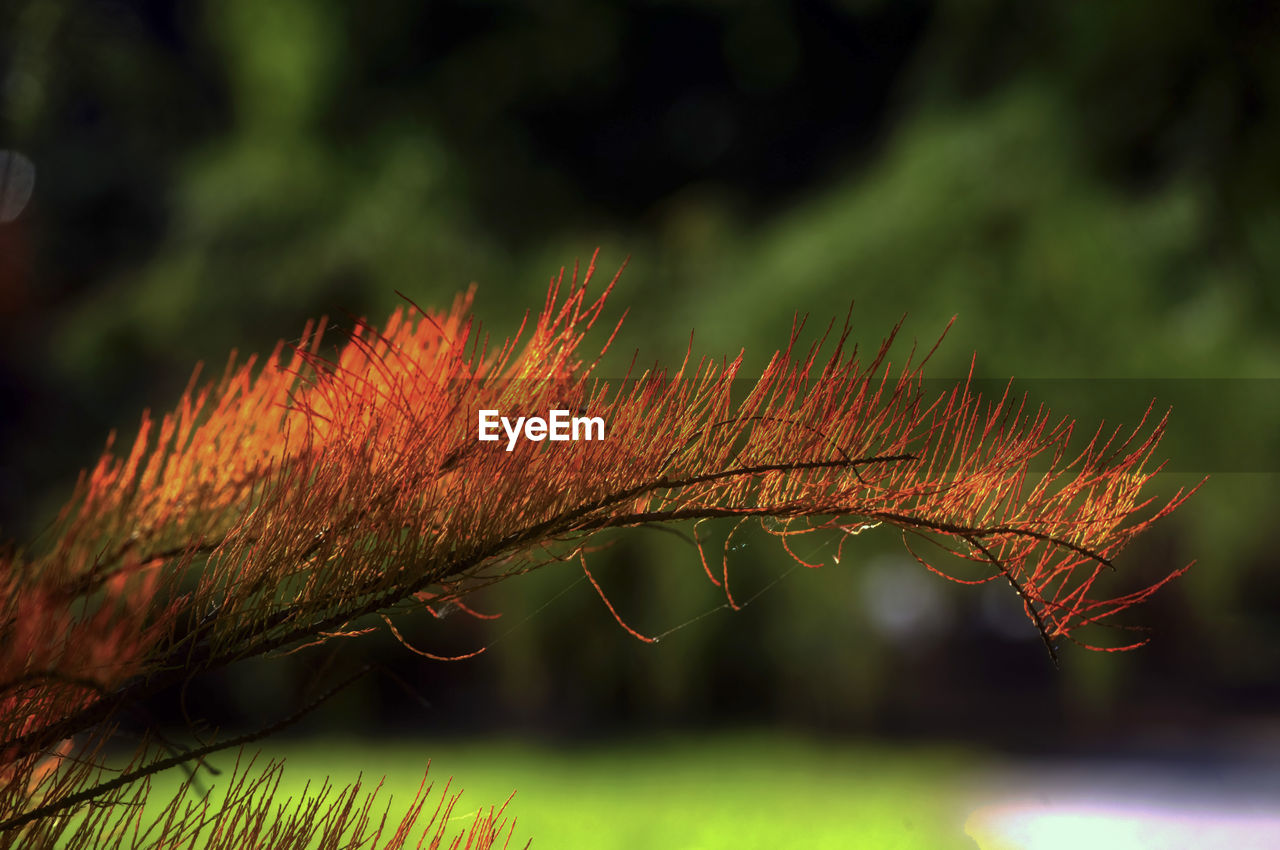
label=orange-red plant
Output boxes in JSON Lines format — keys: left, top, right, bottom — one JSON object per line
{"left": 0, "top": 254, "right": 1197, "bottom": 846}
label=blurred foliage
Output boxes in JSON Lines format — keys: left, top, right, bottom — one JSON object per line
{"left": 131, "top": 737, "right": 980, "bottom": 850}
{"left": 1, "top": 0, "right": 1277, "bottom": 741}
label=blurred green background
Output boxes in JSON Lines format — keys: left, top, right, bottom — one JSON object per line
{"left": 2, "top": 1, "right": 1279, "bottom": 846}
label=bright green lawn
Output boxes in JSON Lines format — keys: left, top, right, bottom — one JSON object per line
{"left": 135, "top": 735, "right": 983, "bottom": 849}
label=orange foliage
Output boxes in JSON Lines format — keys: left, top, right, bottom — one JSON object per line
{"left": 0, "top": 254, "right": 1197, "bottom": 844}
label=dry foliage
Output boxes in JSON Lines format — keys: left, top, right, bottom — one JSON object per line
{"left": 0, "top": 254, "right": 1197, "bottom": 846}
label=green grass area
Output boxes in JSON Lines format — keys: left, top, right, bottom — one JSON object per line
{"left": 133, "top": 735, "right": 982, "bottom": 849}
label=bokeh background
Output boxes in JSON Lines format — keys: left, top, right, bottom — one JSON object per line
{"left": 2, "top": 1, "right": 1279, "bottom": 847}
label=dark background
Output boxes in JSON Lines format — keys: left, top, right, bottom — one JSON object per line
{"left": 1, "top": 0, "right": 1278, "bottom": 757}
